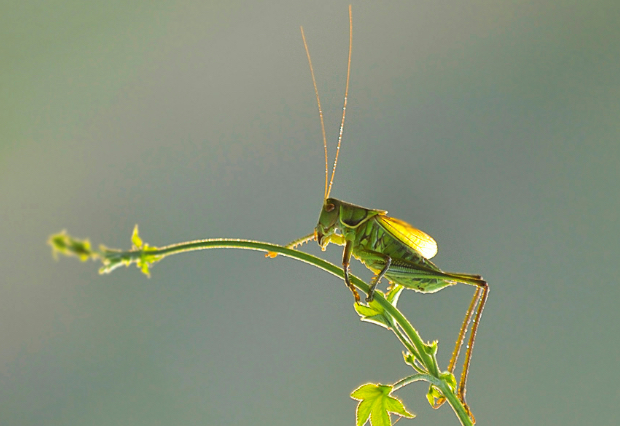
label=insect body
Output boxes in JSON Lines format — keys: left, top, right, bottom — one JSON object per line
{"left": 314, "top": 198, "right": 486, "bottom": 303}
{"left": 283, "top": 6, "right": 489, "bottom": 418}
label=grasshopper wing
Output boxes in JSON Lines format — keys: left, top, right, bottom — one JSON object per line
{"left": 377, "top": 215, "right": 438, "bottom": 259}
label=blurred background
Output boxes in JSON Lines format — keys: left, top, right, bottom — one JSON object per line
{"left": 2, "top": 1, "right": 619, "bottom": 425}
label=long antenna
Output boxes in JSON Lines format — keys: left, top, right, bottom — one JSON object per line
{"left": 301, "top": 5, "right": 353, "bottom": 200}
{"left": 300, "top": 26, "right": 329, "bottom": 200}
{"left": 327, "top": 5, "right": 353, "bottom": 199}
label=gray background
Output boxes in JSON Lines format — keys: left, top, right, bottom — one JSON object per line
{"left": 2, "top": 1, "right": 619, "bottom": 425}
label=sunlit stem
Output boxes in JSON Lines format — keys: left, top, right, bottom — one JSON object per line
{"left": 49, "top": 230, "right": 474, "bottom": 425}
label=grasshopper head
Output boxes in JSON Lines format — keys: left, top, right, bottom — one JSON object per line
{"left": 315, "top": 198, "right": 342, "bottom": 250}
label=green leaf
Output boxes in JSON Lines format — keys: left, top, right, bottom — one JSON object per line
{"left": 439, "top": 371, "right": 457, "bottom": 392}
{"left": 420, "top": 340, "right": 440, "bottom": 374}
{"left": 135, "top": 246, "right": 162, "bottom": 278}
{"left": 48, "top": 231, "right": 96, "bottom": 262}
{"left": 355, "top": 303, "right": 381, "bottom": 318}
{"left": 423, "top": 340, "right": 438, "bottom": 357}
{"left": 128, "top": 226, "right": 161, "bottom": 277}
{"left": 351, "top": 383, "right": 414, "bottom": 426}
{"left": 131, "top": 225, "right": 143, "bottom": 249}
{"left": 354, "top": 295, "right": 396, "bottom": 330}
{"left": 426, "top": 385, "right": 444, "bottom": 408}
{"left": 402, "top": 352, "right": 416, "bottom": 368}
{"left": 385, "top": 285, "right": 404, "bottom": 306}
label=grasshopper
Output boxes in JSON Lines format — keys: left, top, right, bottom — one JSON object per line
{"left": 274, "top": 6, "right": 489, "bottom": 416}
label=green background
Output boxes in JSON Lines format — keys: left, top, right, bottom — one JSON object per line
{"left": 2, "top": 1, "right": 619, "bottom": 424}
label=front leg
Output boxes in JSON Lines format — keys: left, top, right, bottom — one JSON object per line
{"left": 342, "top": 240, "right": 360, "bottom": 303}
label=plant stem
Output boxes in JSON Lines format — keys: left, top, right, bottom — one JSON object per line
{"left": 50, "top": 232, "right": 474, "bottom": 425}
{"left": 131, "top": 238, "right": 473, "bottom": 424}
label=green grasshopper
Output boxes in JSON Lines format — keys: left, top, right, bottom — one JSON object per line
{"left": 274, "top": 6, "right": 489, "bottom": 416}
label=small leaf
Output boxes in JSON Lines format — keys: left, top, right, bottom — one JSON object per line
{"left": 128, "top": 226, "right": 162, "bottom": 277}
{"left": 131, "top": 225, "right": 143, "bottom": 249}
{"left": 402, "top": 352, "right": 416, "bottom": 368}
{"left": 351, "top": 383, "right": 414, "bottom": 426}
{"left": 439, "top": 371, "right": 457, "bottom": 392}
{"left": 48, "top": 231, "right": 96, "bottom": 262}
{"left": 385, "top": 285, "right": 404, "bottom": 306}
{"left": 355, "top": 303, "right": 381, "bottom": 317}
{"left": 423, "top": 340, "right": 438, "bottom": 357}
{"left": 142, "top": 263, "right": 150, "bottom": 276}
{"left": 355, "top": 299, "right": 393, "bottom": 330}
{"left": 426, "top": 385, "right": 444, "bottom": 408}
{"left": 135, "top": 246, "right": 163, "bottom": 278}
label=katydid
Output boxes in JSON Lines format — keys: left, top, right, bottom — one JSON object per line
{"left": 279, "top": 6, "right": 489, "bottom": 416}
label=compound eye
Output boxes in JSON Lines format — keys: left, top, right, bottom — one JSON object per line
{"left": 325, "top": 203, "right": 335, "bottom": 212}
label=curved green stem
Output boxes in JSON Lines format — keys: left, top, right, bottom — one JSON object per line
{"left": 49, "top": 228, "right": 473, "bottom": 425}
